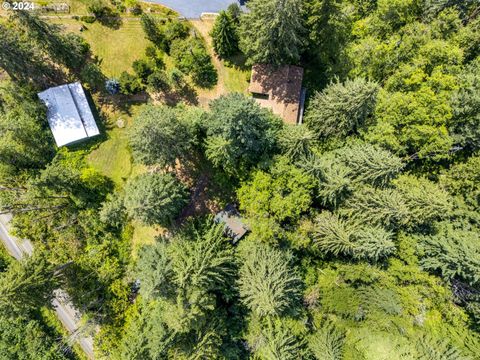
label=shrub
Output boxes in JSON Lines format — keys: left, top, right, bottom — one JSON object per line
{"left": 105, "top": 79, "right": 120, "bottom": 95}
{"left": 80, "top": 15, "right": 96, "bottom": 23}
{"left": 119, "top": 71, "right": 144, "bottom": 94}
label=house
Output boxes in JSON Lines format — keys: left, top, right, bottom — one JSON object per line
{"left": 248, "top": 64, "right": 306, "bottom": 124}
{"left": 214, "top": 204, "right": 249, "bottom": 243}
{"left": 38, "top": 82, "right": 100, "bottom": 147}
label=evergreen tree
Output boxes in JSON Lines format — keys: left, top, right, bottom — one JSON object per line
{"left": 99, "top": 192, "right": 127, "bottom": 228}
{"left": 135, "top": 241, "right": 172, "bottom": 300}
{"left": 124, "top": 173, "right": 187, "bottom": 226}
{"left": 211, "top": 11, "right": 238, "bottom": 59}
{"left": 257, "top": 321, "right": 303, "bottom": 360}
{"left": 312, "top": 211, "right": 395, "bottom": 261}
{"left": 308, "top": 321, "right": 345, "bottom": 360}
{"left": 129, "top": 105, "right": 194, "bottom": 167}
{"left": 13, "top": 11, "right": 89, "bottom": 70}
{"left": 415, "top": 335, "right": 466, "bottom": 360}
{"left": 0, "top": 253, "right": 60, "bottom": 316}
{"left": 336, "top": 142, "right": 405, "bottom": 186}
{"left": 439, "top": 154, "right": 480, "bottom": 210}
{"left": 305, "top": 77, "right": 379, "bottom": 140}
{"left": 393, "top": 175, "right": 452, "bottom": 227}
{"left": 127, "top": 221, "right": 235, "bottom": 357}
{"left": 239, "top": 0, "right": 305, "bottom": 65}
{"left": 278, "top": 125, "right": 317, "bottom": 162}
{"left": 0, "top": 315, "right": 68, "bottom": 360}
{"left": 238, "top": 243, "right": 300, "bottom": 317}
{"left": 450, "top": 59, "right": 480, "bottom": 151}
{"left": 298, "top": 152, "right": 351, "bottom": 207}
{"left": 340, "top": 186, "right": 411, "bottom": 228}
{"left": 304, "top": 0, "right": 353, "bottom": 85}
{"left": 417, "top": 222, "right": 480, "bottom": 286}
{"left": 341, "top": 176, "right": 451, "bottom": 230}
{"left": 0, "top": 82, "right": 55, "bottom": 177}
{"left": 205, "top": 93, "right": 281, "bottom": 177}
{"left": 140, "top": 14, "right": 167, "bottom": 50}
{"left": 0, "top": 23, "right": 53, "bottom": 84}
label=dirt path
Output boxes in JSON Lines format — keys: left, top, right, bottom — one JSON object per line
{"left": 190, "top": 19, "right": 227, "bottom": 107}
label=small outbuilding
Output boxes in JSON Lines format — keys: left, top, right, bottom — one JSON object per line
{"left": 248, "top": 64, "right": 306, "bottom": 124}
{"left": 214, "top": 204, "right": 249, "bottom": 243}
{"left": 38, "top": 82, "right": 100, "bottom": 147}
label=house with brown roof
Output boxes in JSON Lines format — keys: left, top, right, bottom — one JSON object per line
{"left": 248, "top": 64, "right": 306, "bottom": 124}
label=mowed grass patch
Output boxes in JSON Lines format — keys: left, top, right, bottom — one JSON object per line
{"left": 87, "top": 103, "right": 147, "bottom": 186}
{"left": 49, "top": 19, "right": 150, "bottom": 77}
{"left": 222, "top": 61, "right": 249, "bottom": 94}
{"left": 131, "top": 221, "right": 165, "bottom": 257}
{"left": 88, "top": 127, "right": 132, "bottom": 186}
{"left": 72, "top": 20, "right": 150, "bottom": 77}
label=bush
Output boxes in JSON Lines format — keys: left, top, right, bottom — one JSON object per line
{"left": 119, "top": 71, "right": 144, "bottom": 94}
{"left": 132, "top": 59, "right": 154, "bottom": 83}
{"left": 129, "top": 3, "right": 142, "bottom": 15}
{"left": 141, "top": 14, "right": 167, "bottom": 50}
{"left": 80, "top": 15, "right": 96, "bottom": 23}
{"left": 169, "top": 68, "right": 185, "bottom": 89}
{"left": 147, "top": 70, "right": 170, "bottom": 92}
{"left": 88, "top": 0, "right": 109, "bottom": 18}
{"left": 170, "top": 37, "right": 218, "bottom": 88}
{"left": 164, "top": 20, "right": 189, "bottom": 44}
{"left": 80, "top": 63, "right": 104, "bottom": 90}
{"left": 105, "top": 79, "right": 120, "bottom": 95}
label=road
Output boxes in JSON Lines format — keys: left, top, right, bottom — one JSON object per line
{"left": 0, "top": 214, "right": 95, "bottom": 359}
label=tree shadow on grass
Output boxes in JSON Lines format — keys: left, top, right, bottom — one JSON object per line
{"left": 96, "top": 8, "right": 123, "bottom": 30}
{"left": 223, "top": 52, "right": 249, "bottom": 72}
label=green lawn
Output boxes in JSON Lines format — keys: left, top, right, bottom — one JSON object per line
{"left": 88, "top": 127, "right": 132, "bottom": 186}
{"left": 223, "top": 61, "right": 250, "bottom": 93}
{"left": 50, "top": 19, "right": 150, "bottom": 77}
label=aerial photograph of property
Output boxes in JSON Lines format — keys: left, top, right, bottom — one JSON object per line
{"left": 0, "top": 0, "right": 479, "bottom": 359}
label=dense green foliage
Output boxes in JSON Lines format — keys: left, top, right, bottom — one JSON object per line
{"left": 124, "top": 172, "right": 188, "bottom": 226}
{"left": 129, "top": 105, "right": 194, "bottom": 167}
{"left": 305, "top": 78, "right": 379, "bottom": 140}
{"left": 205, "top": 93, "right": 281, "bottom": 177}
{"left": 0, "top": 82, "right": 55, "bottom": 178}
{"left": 240, "top": 0, "right": 305, "bottom": 65}
{"left": 211, "top": 11, "right": 239, "bottom": 59}
{"left": 170, "top": 37, "right": 218, "bottom": 88}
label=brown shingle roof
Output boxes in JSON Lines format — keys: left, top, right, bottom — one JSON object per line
{"left": 248, "top": 64, "right": 304, "bottom": 124}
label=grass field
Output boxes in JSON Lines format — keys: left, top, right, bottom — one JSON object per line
{"left": 87, "top": 127, "right": 132, "bottom": 186}
{"left": 50, "top": 19, "right": 151, "bottom": 77}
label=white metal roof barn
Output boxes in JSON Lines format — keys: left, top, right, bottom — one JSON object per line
{"left": 38, "top": 82, "right": 100, "bottom": 147}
